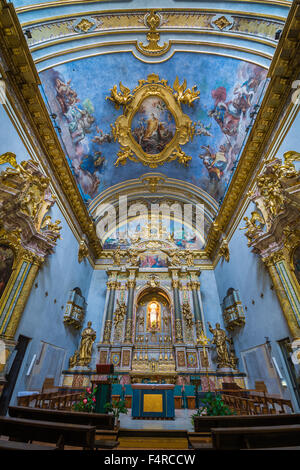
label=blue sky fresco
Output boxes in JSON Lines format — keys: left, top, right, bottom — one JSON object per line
{"left": 40, "top": 52, "right": 267, "bottom": 203}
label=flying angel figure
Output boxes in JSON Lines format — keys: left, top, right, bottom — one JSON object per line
{"left": 106, "top": 82, "right": 133, "bottom": 110}
{"left": 173, "top": 76, "right": 200, "bottom": 107}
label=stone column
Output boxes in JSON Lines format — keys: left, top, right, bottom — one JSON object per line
{"left": 0, "top": 253, "right": 43, "bottom": 389}
{"left": 189, "top": 280, "right": 203, "bottom": 342}
{"left": 124, "top": 273, "right": 137, "bottom": 343}
{"left": 102, "top": 279, "right": 118, "bottom": 344}
{"left": 171, "top": 275, "right": 183, "bottom": 343}
{"left": 263, "top": 252, "right": 300, "bottom": 339}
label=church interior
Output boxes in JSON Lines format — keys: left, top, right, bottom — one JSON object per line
{"left": 0, "top": 0, "right": 299, "bottom": 452}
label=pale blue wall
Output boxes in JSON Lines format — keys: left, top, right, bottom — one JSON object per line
{"left": 275, "top": 110, "right": 300, "bottom": 158}
{"left": 200, "top": 269, "right": 225, "bottom": 332}
{"left": 9, "top": 201, "right": 93, "bottom": 404}
{"left": 214, "top": 203, "right": 296, "bottom": 406}
{"left": 84, "top": 269, "right": 108, "bottom": 369}
{"left": 214, "top": 108, "right": 300, "bottom": 408}
{"left": 0, "top": 105, "right": 94, "bottom": 402}
{"left": 0, "top": 105, "right": 30, "bottom": 163}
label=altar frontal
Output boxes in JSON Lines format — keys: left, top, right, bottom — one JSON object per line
{"left": 131, "top": 384, "right": 175, "bottom": 419}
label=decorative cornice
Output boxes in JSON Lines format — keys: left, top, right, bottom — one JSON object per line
{"left": 0, "top": 0, "right": 102, "bottom": 259}
{"left": 208, "top": 0, "right": 300, "bottom": 260}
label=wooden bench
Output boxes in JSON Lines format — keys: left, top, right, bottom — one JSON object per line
{"left": 0, "top": 439, "right": 57, "bottom": 450}
{"left": 211, "top": 424, "right": 300, "bottom": 450}
{"left": 188, "top": 413, "right": 300, "bottom": 450}
{"left": 9, "top": 406, "right": 119, "bottom": 450}
{"left": 0, "top": 416, "right": 96, "bottom": 450}
{"left": 221, "top": 394, "right": 257, "bottom": 415}
{"left": 192, "top": 412, "right": 300, "bottom": 433}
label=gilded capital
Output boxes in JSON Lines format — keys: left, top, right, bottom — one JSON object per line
{"left": 107, "top": 280, "right": 119, "bottom": 290}
{"left": 262, "top": 249, "right": 286, "bottom": 267}
{"left": 172, "top": 279, "right": 181, "bottom": 289}
{"left": 189, "top": 280, "right": 200, "bottom": 290}
{"left": 126, "top": 280, "right": 136, "bottom": 290}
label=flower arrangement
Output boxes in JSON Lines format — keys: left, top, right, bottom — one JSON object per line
{"left": 73, "top": 387, "right": 97, "bottom": 412}
{"left": 104, "top": 399, "right": 128, "bottom": 426}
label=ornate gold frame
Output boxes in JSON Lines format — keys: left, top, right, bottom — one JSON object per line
{"left": 107, "top": 73, "right": 199, "bottom": 168}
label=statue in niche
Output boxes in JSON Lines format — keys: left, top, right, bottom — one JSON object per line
{"left": 78, "top": 321, "right": 96, "bottom": 367}
{"left": 137, "top": 310, "right": 145, "bottom": 332}
{"left": 182, "top": 301, "right": 193, "bottom": 328}
{"left": 113, "top": 299, "right": 126, "bottom": 326}
{"left": 185, "top": 250, "right": 194, "bottom": 267}
{"left": 127, "top": 248, "right": 140, "bottom": 266}
{"left": 147, "top": 301, "right": 161, "bottom": 332}
{"left": 208, "top": 322, "right": 231, "bottom": 368}
{"left": 168, "top": 250, "right": 181, "bottom": 266}
{"left": 163, "top": 310, "right": 171, "bottom": 330}
{"left": 112, "top": 247, "right": 122, "bottom": 266}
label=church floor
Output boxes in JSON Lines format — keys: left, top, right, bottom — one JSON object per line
{"left": 119, "top": 408, "right": 195, "bottom": 432}
{"left": 116, "top": 409, "right": 201, "bottom": 450}
{"left": 1, "top": 409, "right": 212, "bottom": 450}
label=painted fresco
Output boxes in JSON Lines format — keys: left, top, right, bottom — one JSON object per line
{"left": 139, "top": 254, "right": 168, "bottom": 268}
{"left": 101, "top": 216, "right": 204, "bottom": 250}
{"left": 0, "top": 245, "right": 14, "bottom": 299}
{"left": 40, "top": 53, "right": 267, "bottom": 203}
{"left": 131, "top": 96, "right": 176, "bottom": 155}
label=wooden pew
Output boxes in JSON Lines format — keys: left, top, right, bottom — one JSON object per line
{"left": 221, "top": 394, "right": 257, "bottom": 415}
{"left": 17, "top": 389, "right": 85, "bottom": 409}
{"left": 0, "top": 439, "right": 57, "bottom": 450}
{"left": 0, "top": 416, "right": 96, "bottom": 450}
{"left": 211, "top": 424, "right": 300, "bottom": 450}
{"left": 189, "top": 413, "right": 300, "bottom": 449}
{"left": 192, "top": 412, "right": 300, "bottom": 433}
{"left": 9, "top": 406, "right": 119, "bottom": 450}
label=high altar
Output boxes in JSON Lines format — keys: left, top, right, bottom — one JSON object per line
{"left": 62, "top": 237, "right": 246, "bottom": 391}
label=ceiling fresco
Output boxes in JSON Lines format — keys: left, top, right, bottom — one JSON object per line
{"left": 40, "top": 52, "right": 268, "bottom": 204}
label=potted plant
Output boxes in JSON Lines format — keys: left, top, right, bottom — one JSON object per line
{"left": 73, "top": 387, "right": 97, "bottom": 412}
{"left": 191, "top": 392, "right": 234, "bottom": 425}
{"left": 104, "top": 399, "right": 128, "bottom": 429}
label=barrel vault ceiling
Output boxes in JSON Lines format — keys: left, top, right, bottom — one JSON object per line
{"left": 5, "top": 0, "right": 293, "bottom": 255}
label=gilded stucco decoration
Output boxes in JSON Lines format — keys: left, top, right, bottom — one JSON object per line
{"left": 211, "top": 14, "right": 234, "bottom": 31}
{"left": 136, "top": 11, "right": 170, "bottom": 57}
{"left": 219, "top": 237, "right": 230, "bottom": 262}
{"left": 107, "top": 73, "right": 199, "bottom": 168}
{"left": 0, "top": 153, "right": 63, "bottom": 384}
{"left": 0, "top": 154, "right": 62, "bottom": 258}
{"left": 241, "top": 153, "right": 300, "bottom": 338}
{"left": 78, "top": 239, "right": 89, "bottom": 263}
